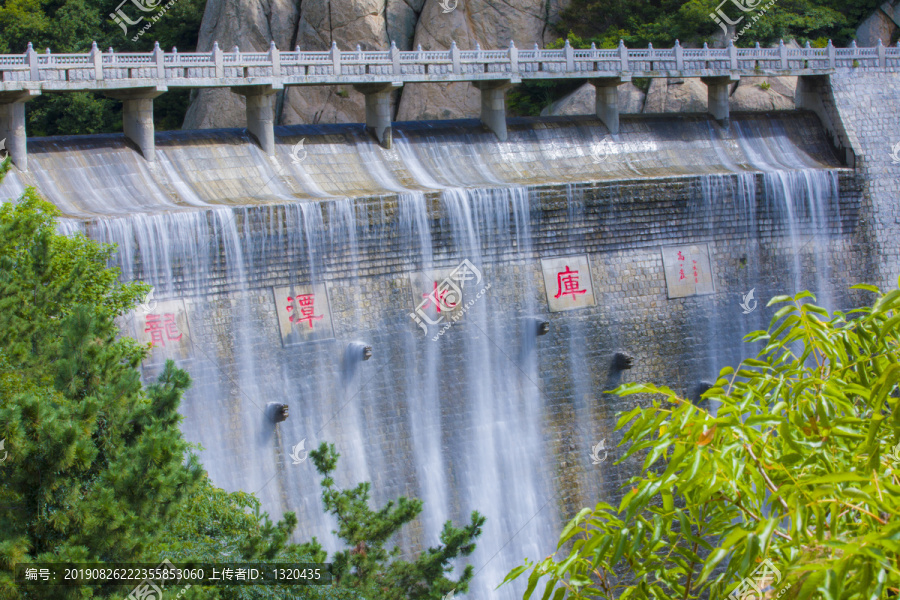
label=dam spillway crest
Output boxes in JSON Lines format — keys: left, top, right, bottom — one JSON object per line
{"left": 0, "top": 108, "right": 875, "bottom": 598}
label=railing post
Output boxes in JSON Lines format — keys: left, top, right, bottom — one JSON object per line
{"left": 675, "top": 39, "right": 684, "bottom": 71}
{"left": 702, "top": 42, "right": 710, "bottom": 67}
{"left": 779, "top": 39, "right": 787, "bottom": 69}
{"left": 647, "top": 42, "right": 653, "bottom": 69}
{"left": 450, "top": 40, "right": 460, "bottom": 74}
{"left": 152, "top": 41, "right": 165, "bottom": 79}
{"left": 269, "top": 41, "right": 281, "bottom": 77}
{"left": 877, "top": 38, "right": 885, "bottom": 67}
{"left": 330, "top": 41, "right": 342, "bottom": 76}
{"left": 90, "top": 41, "right": 103, "bottom": 80}
{"left": 564, "top": 39, "right": 574, "bottom": 71}
{"left": 728, "top": 39, "right": 738, "bottom": 70}
{"left": 390, "top": 40, "right": 401, "bottom": 76}
{"left": 25, "top": 42, "right": 38, "bottom": 81}
{"left": 509, "top": 40, "right": 518, "bottom": 76}
{"left": 618, "top": 39, "right": 628, "bottom": 72}
{"left": 212, "top": 41, "right": 223, "bottom": 78}
{"left": 827, "top": 40, "right": 835, "bottom": 69}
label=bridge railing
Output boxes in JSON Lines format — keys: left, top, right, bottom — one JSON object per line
{"left": 2, "top": 39, "right": 900, "bottom": 84}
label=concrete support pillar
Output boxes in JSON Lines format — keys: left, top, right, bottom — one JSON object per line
{"left": 590, "top": 77, "right": 628, "bottom": 134}
{"left": 472, "top": 80, "right": 513, "bottom": 142}
{"left": 232, "top": 85, "right": 277, "bottom": 156}
{"left": 352, "top": 83, "right": 401, "bottom": 149}
{"left": 105, "top": 87, "right": 165, "bottom": 161}
{"left": 0, "top": 90, "right": 40, "bottom": 172}
{"left": 700, "top": 76, "right": 738, "bottom": 126}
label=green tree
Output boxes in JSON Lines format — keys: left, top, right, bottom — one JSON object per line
{"left": 503, "top": 286, "right": 900, "bottom": 598}
{"left": 0, "top": 0, "right": 205, "bottom": 135}
{"left": 303, "top": 442, "right": 485, "bottom": 600}
{"left": 0, "top": 171, "right": 302, "bottom": 599}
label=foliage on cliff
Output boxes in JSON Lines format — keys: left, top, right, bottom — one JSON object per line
{"left": 0, "top": 0, "right": 204, "bottom": 135}
{"left": 504, "top": 286, "right": 900, "bottom": 598}
{"left": 552, "top": 0, "right": 884, "bottom": 49}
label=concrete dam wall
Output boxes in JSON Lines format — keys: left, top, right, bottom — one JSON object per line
{"left": 0, "top": 106, "right": 877, "bottom": 599}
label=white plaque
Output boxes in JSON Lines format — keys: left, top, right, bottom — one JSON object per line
{"left": 273, "top": 283, "right": 335, "bottom": 344}
{"left": 129, "top": 298, "right": 192, "bottom": 364}
{"left": 661, "top": 244, "right": 715, "bottom": 299}
{"left": 541, "top": 255, "right": 596, "bottom": 312}
{"left": 408, "top": 259, "right": 485, "bottom": 334}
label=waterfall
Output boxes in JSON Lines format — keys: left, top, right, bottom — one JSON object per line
{"left": 0, "top": 112, "right": 854, "bottom": 599}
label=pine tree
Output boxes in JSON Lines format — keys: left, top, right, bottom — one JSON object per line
{"left": 304, "top": 443, "right": 485, "bottom": 600}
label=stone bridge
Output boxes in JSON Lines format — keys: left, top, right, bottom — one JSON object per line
{"left": 1, "top": 39, "right": 898, "bottom": 169}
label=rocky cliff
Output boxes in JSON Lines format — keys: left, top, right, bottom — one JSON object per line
{"left": 182, "top": 0, "right": 569, "bottom": 129}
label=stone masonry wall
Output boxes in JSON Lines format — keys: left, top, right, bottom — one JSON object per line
{"left": 828, "top": 69, "right": 900, "bottom": 290}
{"left": 108, "top": 168, "right": 868, "bottom": 539}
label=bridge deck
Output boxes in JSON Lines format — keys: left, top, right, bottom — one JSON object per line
{"left": 0, "top": 40, "right": 890, "bottom": 170}
{"left": 0, "top": 40, "right": 897, "bottom": 92}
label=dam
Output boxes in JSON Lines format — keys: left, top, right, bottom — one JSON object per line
{"left": 1, "top": 54, "right": 898, "bottom": 599}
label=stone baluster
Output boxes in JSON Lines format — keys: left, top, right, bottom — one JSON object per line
{"left": 213, "top": 41, "right": 223, "bottom": 78}
{"left": 390, "top": 40, "right": 401, "bottom": 76}
{"left": 564, "top": 39, "right": 574, "bottom": 71}
{"left": 509, "top": 40, "right": 518, "bottom": 77}
{"left": 269, "top": 41, "right": 281, "bottom": 78}
{"left": 330, "top": 41, "right": 342, "bottom": 76}
{"left": 675, "top": 39, "right": 683, "bottom": 71}
{"left": 152, "top": 41, "right": 165, "bottom": 79}
{"left": 25, "top": 42, "right": 38, "bottom": 81}
{"left": 877, "top": 39, "right": 885, "bottom": 68}
{"left": 90, "top": 41, "right": 103, "bottom": 80}
{"left": 779, "top": 39, "right": 787, "bottom": 69}
{"left": 618, "top": 39, "right": 628, "bottom": 71}
{"left": 728, "top": 39, "right": 738, "bottom": 70}
{"left": 450, "top": 40, "right": 461, "bottom": 74}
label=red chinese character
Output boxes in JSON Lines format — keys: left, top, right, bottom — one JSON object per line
{"left": 554, "top": 265, "right": 587, "bottom": 301}
{"left": 679, "top": 268, "right": 686, "bottom": 281}
{"left": 692, "top": 260, "right": 699, "bottom": 283}
{"left": 145, "top": 313, "right": 182, "bottom": 347}
{"left": 421, "top": 281, "right": 457, "bottom": 313}
{"left": 677, "top": 251, "right": 686, "bottom": 262}
{"left": 287, "top": 294, "right": 324, "bottom": 329}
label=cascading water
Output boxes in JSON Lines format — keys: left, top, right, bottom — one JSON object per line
{"left": 0, "top": 112, "right": 853, "bottom": 599}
